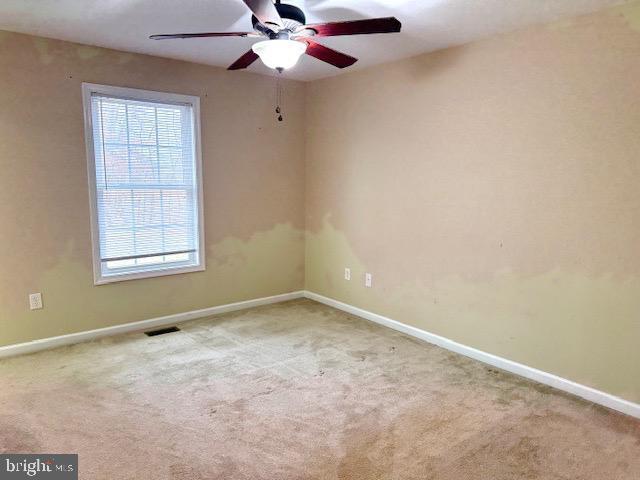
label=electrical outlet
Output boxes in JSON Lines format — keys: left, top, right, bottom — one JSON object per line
{"left": 344, "top": 268, "right": 351, "bottom": 281}
{"left": 29, "top": 293, "right": 43, "bottom": 310}
{"left": 365, "top": 273, "right": 372, "bottom": 288}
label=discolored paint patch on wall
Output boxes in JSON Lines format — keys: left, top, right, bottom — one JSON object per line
{"left": 612, "top": 0, "right": 640, "bottom": 32}
{"left": 306, "top": 218, "right": 640, "bottom": 404}
{"left": 76, "top": 45, "right": 102, "bottom": 61}
{"left": 2, "top": 223, "right": 303, "bottom": 346}
{"left": 32, "top": 37, "right": 55, "bottom": 65}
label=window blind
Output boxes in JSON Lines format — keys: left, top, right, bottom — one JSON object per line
{"left": 89, "top": 93, "right": 201, "bottom": 279}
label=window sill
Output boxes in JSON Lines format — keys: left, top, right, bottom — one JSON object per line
{"left": 94, "top": 263, "right": 206, "bottom": 285}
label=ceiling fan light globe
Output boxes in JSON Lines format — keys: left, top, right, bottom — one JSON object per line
{"left": 252, "top": 39, "right": 307, "bottom": 70}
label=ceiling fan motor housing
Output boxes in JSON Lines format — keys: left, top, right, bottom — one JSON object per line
{"left": 252, "top": 3, "right": 306, "bottom": 35}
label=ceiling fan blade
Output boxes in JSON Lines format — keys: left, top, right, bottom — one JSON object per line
{"left": 301, "top": 17, "right": 401, "bottom": 37}
{"left": 303, "top": 40, "right": 357, "bottom": 69}
{"left": 242, "top": 0, "right": 284, "bottom": 29}
{"left": 228, "top": 50, "right": 260, "bottom": 70}
{"left": 150, "top": 32, "right": 257, "bottom": 40}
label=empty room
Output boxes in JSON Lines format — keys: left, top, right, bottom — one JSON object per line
{"left": 0, "top": 0, "right": 639, "bottom": 478}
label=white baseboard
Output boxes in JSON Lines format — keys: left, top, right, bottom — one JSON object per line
{"left": 0, "top": 291, "right": 305, "bottom": 359}
{"left": 304, "top": 291, "right": 640, "bottom": 419}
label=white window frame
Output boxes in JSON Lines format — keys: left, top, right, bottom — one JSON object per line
{"left": 82, "top": 83, "right": 205, "bottom": 285}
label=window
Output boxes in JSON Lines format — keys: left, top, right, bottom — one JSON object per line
{"left": 82, "top": 83, "right": 204, "bottom": 284}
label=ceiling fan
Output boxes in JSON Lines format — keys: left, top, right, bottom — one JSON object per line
{"left": 150, "top": 0, "right": 402, "bottom": 72}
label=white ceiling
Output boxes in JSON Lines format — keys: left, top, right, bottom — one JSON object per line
{"left": 0, "top": 0, "right": 627, "bottom": 81}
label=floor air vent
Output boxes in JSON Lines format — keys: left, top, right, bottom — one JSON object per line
{"left": 145, "top": 326, "right": 180, "bottom": 337}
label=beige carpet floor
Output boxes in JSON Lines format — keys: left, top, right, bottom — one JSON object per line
{"left": 0, "top": 299, "right": 638, "bottom": 479}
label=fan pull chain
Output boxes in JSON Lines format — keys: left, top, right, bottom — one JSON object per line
{"left": 275, "top": 72, "right": 284, "bottom": 122}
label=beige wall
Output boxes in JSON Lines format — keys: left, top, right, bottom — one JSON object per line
{"left": 305, "top": 3, "right": 640, "bottom": 404}
{"left": 0, "top": 31, "right": 306, "bottom": 346}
